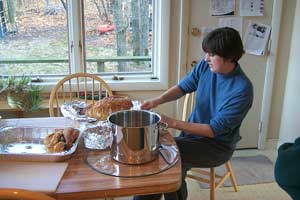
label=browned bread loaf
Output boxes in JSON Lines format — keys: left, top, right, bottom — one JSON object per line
{"left": 85, "top": 96, "right": 133, "bottom": 120}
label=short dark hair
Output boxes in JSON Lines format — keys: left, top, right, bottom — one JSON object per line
{"left": 202, "top": 27, "right": 245, "bottom": 62}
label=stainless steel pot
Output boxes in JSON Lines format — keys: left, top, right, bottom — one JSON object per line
{"left": 108, "top": 110, "right": 162, "bottom": 164}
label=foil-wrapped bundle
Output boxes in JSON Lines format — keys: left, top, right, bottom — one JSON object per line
{"left": 82, "top": 121, "right": 112, "bottom": 150}
{"left": 60, "top": 101, "right": 96, "bottom": 122}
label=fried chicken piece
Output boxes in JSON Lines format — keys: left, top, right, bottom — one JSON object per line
{"left": 44, "top": 128, "right": 79, "bottom": 153}
{"left": 47, "top": 141, "right": 66, "bottom": 153}
{"left": 63, "top": 127, "right": 79, "bottom": 150}
{"left": 44, "top": 130, "right": 64, "bottom": 149}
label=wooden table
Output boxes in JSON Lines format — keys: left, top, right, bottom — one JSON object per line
{"left": 0, "top": 117, "right": 182, "bottom": 200}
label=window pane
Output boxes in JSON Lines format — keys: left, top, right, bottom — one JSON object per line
{"left": 84, "top": 0, "right": 152, "bottom": 74}
{"left": 0, "top": 0, "right": 68, "bottom": 77}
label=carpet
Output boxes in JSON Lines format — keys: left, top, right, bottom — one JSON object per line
{"left": 195, "top": 155, "right": 275, "bottom": 188}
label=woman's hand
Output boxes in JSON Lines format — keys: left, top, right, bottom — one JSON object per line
{"left": 141, "top": 99, "right": 159, "bottom": 110}
{"left": 159, "top": 114, "right": 176, "bottom": 129}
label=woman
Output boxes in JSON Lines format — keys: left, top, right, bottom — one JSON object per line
{"left": 134, "top": 27, "right": 253, "bottom": 200}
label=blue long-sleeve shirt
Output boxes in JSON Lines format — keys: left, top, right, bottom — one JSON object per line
{"left": 178, "top": 59, "right": 253, "bottom": 149}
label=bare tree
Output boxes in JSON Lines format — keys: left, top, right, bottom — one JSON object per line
{"left": 131, "top": 0, "right": 140, "bottom": 56}
{"left": 7, "top": 0, "right": 17, "bottom": 32}
{"left": 60, "top": 0, "right": 67, "bottom": 11}
{"left": 0, "top": 0, "right": 7, "bottom": 38}
{"left": 131, "top": 0, "right": 149, "bottom": 56}
{"left": 112, "top": 0, "right": 128, "bottom": 71}
{"left": 139, "top": 0, "right": 149, "bottom": 56}
{"left": 92, "top": 0, "right": 110, "bottom": 23}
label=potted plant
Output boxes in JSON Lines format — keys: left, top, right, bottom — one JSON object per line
{"left": 0, "top": 75, "right": 43, "bottom": 111}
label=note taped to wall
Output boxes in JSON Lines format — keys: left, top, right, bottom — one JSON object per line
{"left": 210, "top": 0, "right": 235, "bottom": 16}
{"left": 244, "top": 21, "right": 271, "bottom": 56}
{"left": 240, "top": 0, "right": 264, "bottom": 16}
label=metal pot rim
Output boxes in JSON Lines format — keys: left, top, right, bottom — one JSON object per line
{"left": 107, "top": 109, "right": 161, "bottom": 128}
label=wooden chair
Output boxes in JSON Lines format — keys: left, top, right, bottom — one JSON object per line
{"left": 49, "top": 72, "right": 113, "bottom": 117}
{"left": 182, "top": 93, "right": 238, "bottom": 200}
{"left": 0, "top": 188, "right": 55, "bottom": 200}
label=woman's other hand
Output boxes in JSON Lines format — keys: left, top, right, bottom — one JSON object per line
{"left": 160, "top": 114, "right": 176, "bottom": 129}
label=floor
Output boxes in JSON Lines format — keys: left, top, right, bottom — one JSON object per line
{"left": 111, "top": 148, "right": 291, "bottom": 200}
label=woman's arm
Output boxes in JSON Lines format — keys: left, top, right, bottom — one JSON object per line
{"left": 141, "top": 85, "right": 184, "bottom": 110}
{"left": 161, "top": 114, "right": 214, "bottom": 138}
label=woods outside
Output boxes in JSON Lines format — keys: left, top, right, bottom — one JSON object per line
{"left": 0, "top": 0, "right": 153, "bottom": 76}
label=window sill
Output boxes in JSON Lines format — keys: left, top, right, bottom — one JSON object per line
{"left": 35, "top": 78, "right": 168, "bottom": 93}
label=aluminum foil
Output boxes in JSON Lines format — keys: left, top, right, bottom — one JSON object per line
{"left": 131, "top": 100, "right": 142, "bottom": 110}
{"left": 0, "top": 127, "right": 81, "bottom": 162}
{"left": 61, "top": 100, "right": 142, "bottom": 123}
{"left": 60, "top": 100, "right": 97, "bottom": 122}
{"left": 82, "top": 121, "right": 112, "bottom": 150}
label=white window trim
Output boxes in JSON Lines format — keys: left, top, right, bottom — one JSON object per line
{"left": 68, "top": 1, "right": 84, "bottom": 73}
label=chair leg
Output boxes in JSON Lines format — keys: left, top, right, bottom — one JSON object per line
{"left": 210, "top": 167, "right": 215, "bottom": 200}
{"left": 225, "top": 161, "right": 238, "bottom": 192}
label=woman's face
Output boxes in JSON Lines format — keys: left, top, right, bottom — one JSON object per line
{"left": 205, "top": 53, "right": 234, "bottom": 74}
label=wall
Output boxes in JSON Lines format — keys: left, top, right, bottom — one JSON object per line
{"left": 268, "top": 0, "right": 296, "bottom": 140}
{"left": 277, "top": 0, "right": 300, "bottom": 145}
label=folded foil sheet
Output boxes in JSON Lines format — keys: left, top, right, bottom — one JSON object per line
{"left": 60, "top": 100, "right": 97, "bottom": 122}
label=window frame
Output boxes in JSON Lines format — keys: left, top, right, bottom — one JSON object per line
{"left": 68, "top": 0, "right": 170, "bottom": 92}
{"left": 0, "top": 1, "right": 170, "bottom": 92}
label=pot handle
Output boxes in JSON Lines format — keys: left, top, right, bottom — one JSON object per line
{"left": 158, "top": 122, "right": 168, "bottom": 132}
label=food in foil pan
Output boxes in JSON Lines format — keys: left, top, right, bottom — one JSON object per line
{"left": 44, "top": 127, "right": 80, "bottom": 153}
{"left": 0, "top": 127, "right": 82, "bottom": 162}
{"left": 83, "top": 121, "right": 112, "bottom": 150}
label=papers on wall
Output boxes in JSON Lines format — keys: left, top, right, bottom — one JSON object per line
{"left": 240, "top": 0, "right": 264, "bottom": 16}
{"left": 210, "top": 0, "right": 235, "bottom": 16}
{"left": 218, "top": 17, "right": 243, "bottom": 36}
{"left": 244, "top": 21, "right": 271, "bottom": 56}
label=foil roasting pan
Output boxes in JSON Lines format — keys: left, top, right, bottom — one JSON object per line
{"left": 0, "top": 127, "right": 81, "bottom": 162}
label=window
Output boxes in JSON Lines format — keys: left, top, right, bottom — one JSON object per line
{"left": 0, "top": 0, "right": 69, "bottom": 77}
{"left": 0, "top": 0, "right": 169, "bottom": 91}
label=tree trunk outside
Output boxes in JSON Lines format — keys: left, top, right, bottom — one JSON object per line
{"left": 100, "top": 0, "right": 109, "bottom": 22}
{"left": 60, "top": 0, "right": 67, "bottom": 11}
{"left": 7, "top": 0, "right": 16, "bottom": 32}
{"left": 112, "top": 0, "right": 127, "bottom": 71}
{"left": 0, "top": 0, "right": 7, "bottom": 37}
{"left": 139, "top": 0, "right": 149, "bottom": 56}
{"left": 131, "top": 0, "right": 140, "bottom": 56}
{"left": 131, "top": 0, "right": 149, "bottom": 56}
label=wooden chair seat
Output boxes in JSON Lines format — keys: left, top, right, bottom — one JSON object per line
{"left": 182, "top": 93, "right": 238, "bottom": 200}
{"left": 49, "top": 72, "right": 113, "bottom": 117}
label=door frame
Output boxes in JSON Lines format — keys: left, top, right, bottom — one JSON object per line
{"left": 258, "top": 0, "right": 283, "bottom": 149}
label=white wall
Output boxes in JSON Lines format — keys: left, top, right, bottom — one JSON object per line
{"left": 278, "top": 0, "right": 300, "bottom": 145}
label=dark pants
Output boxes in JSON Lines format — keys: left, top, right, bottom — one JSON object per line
{"left": 133, "top": 135, "right": 234, "bottom": 200}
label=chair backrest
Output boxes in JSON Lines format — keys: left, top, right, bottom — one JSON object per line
{"left": 0, "top": 188, "right": 55, "bottom": 200}
{"left": 182, "top": 92, "right": 196, "bottom": 121}
{"left": 49, "top": 72, "right": 113, "bottom": 117}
